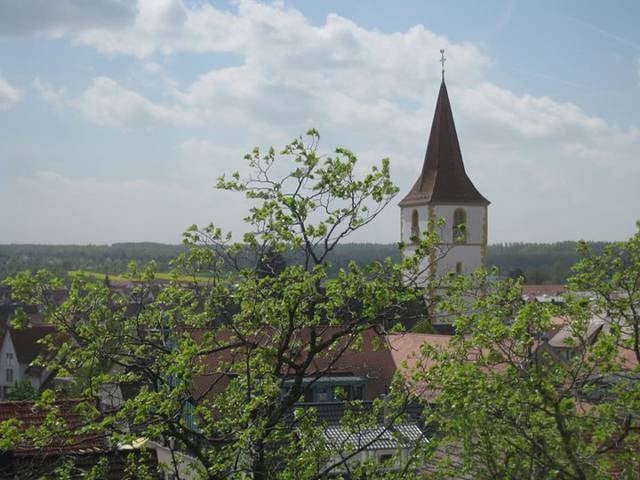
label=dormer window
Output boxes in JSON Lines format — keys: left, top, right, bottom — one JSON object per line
{"left": 411, "top": 210, "right": 419, "bottom": 241}
{"left": 453, "top": 208, "right": 467, "bottom": 244}
{"left": 285, "top": 376, "right": 366, "bottom": 403}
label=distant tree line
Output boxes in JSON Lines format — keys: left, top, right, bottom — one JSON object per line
{"left": 490, "top": 241, "right": 609, "bottom": 284}
{"left": 0, "top": 243, "right": 188, "bottom": 281}
{"left": 0, "top": 241, "right": 611, "bottom": 284}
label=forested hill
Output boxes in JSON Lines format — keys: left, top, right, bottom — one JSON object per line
{"left": 0, "top": 241, "right": 609, "bottom": 284}
{"left": 488, "top": 241, "right": 608, "bottom": 284}
{"left": 0, "top": 243, "right": 188, "bottom": 280}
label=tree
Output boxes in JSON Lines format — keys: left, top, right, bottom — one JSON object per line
{"left": 411, "top": 228, "right": 640, "bottom": 479}
{"left": 526, "top": 267, "right": 550, "bottom": 285}
{"left": 508, "top": 267, "right": 526, "bottom": 282}
{"left": 4, "top": 130, "right": 437, "bottom": 479}
{"left": 569, "top": 223, "right": 640, "bottom": 364}
{"left": 6, "top": 378, "right": 37, "bottom": 400}
{"left": 9, "top": 130, "right": 636, "bottom": 480}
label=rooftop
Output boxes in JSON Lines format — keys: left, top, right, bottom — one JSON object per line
{"left": 399, "top": 80, "right": 489, "bottom": 207}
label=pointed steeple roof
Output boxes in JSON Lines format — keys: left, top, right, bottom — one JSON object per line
{"left": 399, "top": 80, "right": 489, "bottom": 207}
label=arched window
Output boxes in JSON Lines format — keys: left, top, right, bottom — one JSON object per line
{"left": 411, "top": 210, "right": 419, "bottom": 241}
{"left": 453, "top": 208, "right": 467, "bottom": 244}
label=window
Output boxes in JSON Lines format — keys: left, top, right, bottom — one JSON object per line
{"left": 411, "top": 210, "right": 419, "bottom": 240}
{"left": 352, "top": 384, "right": 364, "bottom": 401}
{"left": 287, "top": 377, "right": 366, "bottom": 403}
{"left": 379, "top": 454, "right": 393, "bottom": 464}
{"left": 6, "top": 368, "right": 13, "bottom": 384}
{"left": 456, "top": 262, "right": 463, "bottom": 275}
{"left": 303, "top": 388, "right": 314, "bottom": 403}
{"left": 5, "top": 353, "right": 13, "bottom": 365}
{"left": 453, "top": 208, "right": 467, "bottom": 243}
{"left": 315, "top": 387, "right": 330, "bottom": 403}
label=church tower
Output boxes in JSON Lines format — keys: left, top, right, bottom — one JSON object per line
{"left": 399, "top": 75, "right": 489, "bottom": 282}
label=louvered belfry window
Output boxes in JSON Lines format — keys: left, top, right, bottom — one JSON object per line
{"left": 453, "top": 208, "right": 467, "bottom": 244}
{"left": 411, "top": 210, "right": 420, "bottom": 241}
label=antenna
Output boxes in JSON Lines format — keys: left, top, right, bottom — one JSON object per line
{"left": 440, "top": 48, "right": 446, "bottom": 81}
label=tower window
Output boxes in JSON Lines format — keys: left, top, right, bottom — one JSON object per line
{"left": 453, "top": 208, "right": 467, "bottom": 244}
{"left": 456, "top": 262, "right": 463, "bottom": 275}
{"left": 411, "top": 209, "right": 420, "bottom": 241}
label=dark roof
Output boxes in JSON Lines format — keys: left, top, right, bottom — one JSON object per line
{"left": 0, "top": 400, "right": 160, "bottom": 479}
{"left": 9, "top": 326, "right": 57, "bottom": 364}
{"left": 399, "top": 80, "right": 489, "bottom": 207}
{"left": 0, "top": 399, "right": 106, "bottom": 456}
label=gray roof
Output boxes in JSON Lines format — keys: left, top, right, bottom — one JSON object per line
{"left": 548, "top": 316, "right": 605, "bottom": 348}
{"left": 323, "top": 423, "right": 425, "bottom": 451}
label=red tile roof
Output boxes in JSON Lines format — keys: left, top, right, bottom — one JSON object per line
{"left": 190, "top": 327, "right": 397, "bottom": 401}
{"left": 399, "top": 80, "right": 489, "bottom": 207}
{"left": 0, "top": 399, "right": 106, "bottom": 456}
{"left": 522, "top": 284, "right": 566, "bottom": 298}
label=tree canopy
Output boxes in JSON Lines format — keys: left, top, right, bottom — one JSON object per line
{"left": 4, "top": 131, "right": 437, "bottom": 479}
{"left": 2, "top": 131, "right": 639, "bottom": 479}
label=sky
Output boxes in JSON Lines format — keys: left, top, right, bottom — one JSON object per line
{"left": 0, "top": 0, "right": 639, "bottom": 245}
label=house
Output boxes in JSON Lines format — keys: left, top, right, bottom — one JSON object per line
{"left": 534, "top": 315, "right": 633, "bottom": 365}
{"left": 522, "top": 284, "right": 566, "bottom": 303}
{"left": 0, "top": 326, "right": 57, "bottom": 399}
{"left": 0, "top": 398, "right": 159, "bottom": 478}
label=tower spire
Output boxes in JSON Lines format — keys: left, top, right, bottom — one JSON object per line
{"left": 398, "top": 51, "right": 490, "bottom": 290}
{"left": 398, "top": 56, "right": 489, "bottom": 207}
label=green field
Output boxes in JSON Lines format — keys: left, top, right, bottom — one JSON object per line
{"left": 68, "top": 270, "right": 210, "bottom": 282}
{"left": 0, "top": 241, "right": 614, "bottom": 285}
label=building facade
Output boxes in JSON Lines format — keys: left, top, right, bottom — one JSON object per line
{"left": 0, "top": 327, "right": 55, "bottom": 399}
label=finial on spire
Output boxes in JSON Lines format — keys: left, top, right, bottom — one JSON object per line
{"left": 440, "top": 48, "right": 446, "bottom": 81}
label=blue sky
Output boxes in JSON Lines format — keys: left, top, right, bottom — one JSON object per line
{"left": 0, "top": 0, "right": 639, "bottom": 244}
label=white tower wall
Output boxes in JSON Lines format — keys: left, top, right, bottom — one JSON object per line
{"left": 400, "top": 204, "right": 487, "bottom": 279}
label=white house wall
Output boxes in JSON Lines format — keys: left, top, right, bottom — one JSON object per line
{"left": 0, "top": 333, "right": 17, "bottom": 398}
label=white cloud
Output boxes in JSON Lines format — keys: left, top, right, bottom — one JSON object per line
{"left": 33, "top": 77, "right": 67, "bottom": 108}
{"left": 26, "top": 1, "right": 488, "bottom": 136}
{"left": 35, "top": 75, "right": 196, "bottom": 128}
{"left": 456, "top": 82, "right": 606, "bottom": 138}
{"left": 71, "top": 76, "right": 198, "bottom": 128}
{"left": 0, "top": 75, "right": 22, "bottom": 110}
{"left": 178, "top": 139, "right": 246, "bottom": 179}
{"left": 144, "top": 61, "right": 162, "bottom": 74}
{"left": 5, "top": 0, "right": 640, "bottom": 242}
{"left": 0, "top": 171, "right": 249, "bottom": 244}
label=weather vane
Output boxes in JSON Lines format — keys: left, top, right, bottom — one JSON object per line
{"left": 440, "top": 49, "right": 446, "bottom": 81}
